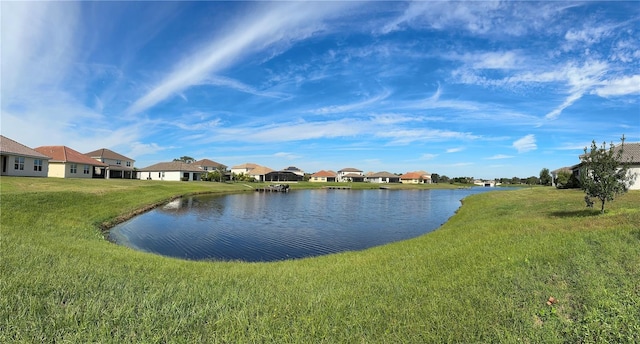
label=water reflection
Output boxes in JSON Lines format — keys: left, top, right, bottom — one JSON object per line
{"left": 110, "top": 188, "right": 500, "bottom": 262}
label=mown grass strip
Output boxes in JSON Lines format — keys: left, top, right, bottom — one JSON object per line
{"left": 1, "top": 177, "right": 638, "bottom": 343}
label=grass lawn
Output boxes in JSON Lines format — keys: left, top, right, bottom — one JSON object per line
{"left": 1, "top": 177, "right": 639, "bottom": 343}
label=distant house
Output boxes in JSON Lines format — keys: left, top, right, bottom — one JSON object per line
{"left": 416, "top": 170, "right": 432, "bottom": 184}
{"left": 138, "top": 161, "right": 203, "bottom": 181}
{"left": 400, "top": 171, "right": 427, "bottom": 184}
{"left": 367, "top": 171, "right": 400, "bottom": 183}
{"left": 570, "top": 142, "right": 640, "bottom": 190}
{"left": 282, "top": 166, "right": 305, "bottom": 177}
{"left": 338, "top": 167, "right": 365, "bottom": 182}
{"left": 230, "top": 163, "right": 274, "bottom": 182}
{"left": 34, "top": 145, "right": 107, "bottom": 178}
{"left": 309, "top": 170, "right": 337, "bottom": 182}
{"left": 0, "top": 135, "right": 50, "bottom": 177}
{"left": 265, "top": 170, "right": 304, "bottom": 182}
{"left": 194, "top": 159, "right": 227, "bottom": 172}
{"left": 550, "top": 167, "right": 573, "bottom": 187}
{"left": 85, "top": 148, "right": 136, "bottom": 179}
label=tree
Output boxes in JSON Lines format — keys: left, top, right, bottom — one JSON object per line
{"left": 555, "top": 169, "right": 572, "bottom": 188}
{"left": 539, "top": 168, "right": 552, "bottom": 186}
{"left": 580, "top": 136, "right": 636, "bottom": 214}
{"left": 173, "top": 156, "right": 195, "bottom": 163}
{"left": 526, "top": 176, "right": 539, "bottom": 185}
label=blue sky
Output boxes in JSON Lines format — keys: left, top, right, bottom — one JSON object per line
{"left": 2, "top": 1, "right": 639, "bottom": 179}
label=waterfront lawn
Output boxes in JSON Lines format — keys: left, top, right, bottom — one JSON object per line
{"left": 1, "top": 177, "right": 638, "bottom": 343}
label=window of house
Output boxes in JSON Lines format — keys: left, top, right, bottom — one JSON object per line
{"left": 83, "top": 165, "right": 90, "bottom": 174}
{"left": 116, "top": 160, "right": 122, "bottom": 165}
{"left": 14, "top": 156, "right": 25, "bottom": 170}
{"left": 34, "top": 159, "right": 43, "bottom": 171}
{"left": 126, "top": 161, "right": 131, "bottom": 167}
{"left": 70, "top": 164, "right": 77, "bottom": 174}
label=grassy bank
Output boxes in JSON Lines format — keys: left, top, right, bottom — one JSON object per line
{"left": 1, "top": 177, "right": 638, "bottom": 343}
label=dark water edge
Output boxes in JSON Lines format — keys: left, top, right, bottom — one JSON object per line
{"left": 109, "top": 188, "right": 505, "bottom": 262}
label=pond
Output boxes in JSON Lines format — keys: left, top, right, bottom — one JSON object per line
{"left": 109, "top": 188, "right": 501, "bottom": 262}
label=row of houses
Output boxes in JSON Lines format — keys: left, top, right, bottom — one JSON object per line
{"left": 0, "top": 135, "right": 433, "bottom": 184}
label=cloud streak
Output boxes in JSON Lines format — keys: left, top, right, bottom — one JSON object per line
{"left": 125, "top": 2, "right": 352, "bottom": 115}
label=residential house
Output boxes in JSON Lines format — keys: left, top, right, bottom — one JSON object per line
{"left": 474, "top": 179, "right": 496, "bottom": 187}
{"left": 282, "top": 166, "right": 305, "bottom": 177}
{"left": 194, "top": 159, "right": 227, "bottom": 172}
{"left": 337, "top": 167, "right": 365, "bottom": 182}
{"left": 309, "top": 170, "right": 337, "bottom": 182}
{"left": 570, "top": 142, "right": 640, "bottom": 190}
{"left": 367, "top": 171, "right": 400, "bottom": 183}
{"left": 263, "top": 166, "right": 305, "bottom": 182}
{"left": 194, "top": 158, "right": 229, "bottom": 181}
{"left": 85, "top": 148, "right": 136, "bottom": 179}
{"left": 230, "top": 163, "right": 274, "bottom": 182}
{"left": 550, "top": 167, "right": 573, "bottom": 187}
{"left": 0, "top": 135, "right": 50, "bottom": 177}
{"left": 400, "top": 171, "right": 427, "bottom": 184}
{"left": 34, "top": 145, "right": 107, "bottom": 178}
{"left": 138, "top": 161, "right": 203, "bottom": 181}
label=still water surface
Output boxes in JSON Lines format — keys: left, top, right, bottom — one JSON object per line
{"left": 109, "top": 188, "right": 499, "bottom": 262}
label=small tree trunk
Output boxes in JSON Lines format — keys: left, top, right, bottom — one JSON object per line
{"left": 600, "top": 199, "right": 606, "bottom": 214}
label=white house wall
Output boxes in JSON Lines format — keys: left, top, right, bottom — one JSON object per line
{"left": 629, "top": 166, "right": 640, "bottom": 190}
{"left": 0, "top": 154, "right": 49, "bottom": 177}
{"left": 139, "top": 170, "right": 200, "bottom": 181}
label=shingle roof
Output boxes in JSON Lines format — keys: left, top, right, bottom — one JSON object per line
{"left": 139, "top": 161, "right": 204, "bottom": 172}
{"left": 35, "top": 146, "right": 107, "bottom": 166}
{"left": 369, "top": 171, "right": 398, "bottom": 178}
{"left": 231, "top": 163, "right": 260, "bottom": 170}
{"left": 339, "top": 167, "right": 362, "bottom": 172}
{"left": 0, "top": 135, "right": 50, "bottom": 159}
{"left": 616, "top": 142, "right": 640, "bottom": 163}
{"left": 400, "top": 172, "right": 424, "bottom": 180}
{"left": 85, "top": 148, "right": 134, "bottom": 162}
{"left": 194, "top": 159, "right": 226, "bottom": 168}
{"left": 249, "top": 166, "right": 274, "bottom": 175}
{"left": 311, "top": 170, "right": 337, "bottom": 177}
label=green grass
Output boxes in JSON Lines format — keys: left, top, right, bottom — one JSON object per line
{"left": 1, "top": 177, "right": 639, "bottom": 343}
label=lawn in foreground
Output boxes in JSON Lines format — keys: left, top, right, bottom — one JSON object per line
{"left": 1, "top": 177, "right": 639, "bottom": 343}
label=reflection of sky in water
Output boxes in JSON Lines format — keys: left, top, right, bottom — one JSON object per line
{"left": 110, "top": 188, "right": 501, "bottom": 262}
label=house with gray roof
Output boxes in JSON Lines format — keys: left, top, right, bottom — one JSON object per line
{"left": 337, "top": 167, "right": 365, "bottom": 182}
{"left": 570, "top": 142, "right": 640, "bottom": 190}
{"left": 0, "top": 135, "right": 50, "bottom": 177}
{"left": 138, "top": 161, "right": 203, "bottom": 181}
{"left": 85, "top": 148, "right": 136, "bottom": 179}
{"left": 367, "top": 171, "right": 400, "bottom": 183}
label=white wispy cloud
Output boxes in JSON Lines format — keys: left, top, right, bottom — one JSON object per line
{"left": 309, "top": 89, "right": 392, "bottom": 115}
{"left": 593, "top": 75, "right": 640, "bottom": 97}
{"left": 485, "top": 154, "right": 514, "bottom": 160}
{"left": 205, "top": 75, "right": 289, "bottom": 99}
{"left": 420, "top": 154, "right": 438, "bottom": 160}
{"left": 125, "top": 2, "right": 353, "bottom": 115}
{"left": 446, "top": 147, "right": 464, "bottom": 153}
{"left": 513, "top": 134, "right": 537, "bottom": 153}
